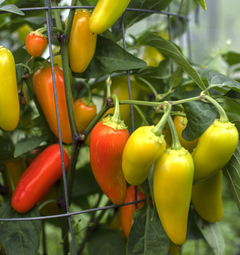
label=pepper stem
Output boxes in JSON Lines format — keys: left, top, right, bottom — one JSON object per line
{"left": 203, "top": 94, "right": 229, "bottom": 123}
{"left": 111, "top": 94, "right": 121, "bottom": 124}
{"left": 168, "top": 114, "right": 182, "bottom": 150}
{"left": 151, "top": 102, "right": 172, "bottom": 136}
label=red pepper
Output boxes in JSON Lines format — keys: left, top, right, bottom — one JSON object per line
{"left": 120, "top": 186, "right": 146, "bottom": 237}
{"left": 11, "top": 144, "right": 70, "bottom": 213}
{"left": 89, "top": 95, "right": 129, "bottom": 205}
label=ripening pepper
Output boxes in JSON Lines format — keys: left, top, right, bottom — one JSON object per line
{"left": 73, "top": 98, "right": 97, "bottom": 134}
{"left": 89, "top": 95, "right": 129, "bottom": 205}
{"left": 122, "top": 125, "right": 166, "bottom": 186}
{"left": 11, "top": 144, "right": 70, "bottom": 213}
{"left": 66, "top": 10, "right": 97, "bottom": 73}
{"left": 173, "top": 115, "right": 198, "bottom": 153}
{"left": 120, "top": 186, "right": 146, "bottom": 237}
{"left": 0, "top": 46, "right": 20, "bottom": 131}
{"left": 25, "top": 31, "right": 47, "bottom": 57}
{"left": 154, "top": 147, "right": 194, "bottom": 245}
{"left": 191, "top": 170, "right": 223, "bottom": 223}
{"left": 32, "top": 65, "right": 72, "bottom": 144}
{"left": 193, "top": 119, "right": 239, "bottom": 184}
{"left": 89, "top": 0, "right": 131, "bottom": 34}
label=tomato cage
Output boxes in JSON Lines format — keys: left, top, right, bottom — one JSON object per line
{"left": 0, "top": 0, "right": 225, "bottom": 255}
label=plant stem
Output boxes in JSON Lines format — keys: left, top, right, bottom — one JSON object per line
{"left": 170, "top": 95, "right": 201, "bottom": 105}
{"left": 77, "top": 201, "right": 112, "bottom": 255}
{"left": 133, "top": 105, "right": 149, "bottom": 125}
{"left": 152, "top": 103, "right": 172, "bottom": 136}
{"left": 204, "top": 94, "right": 229, "bottom": 122}
{"left": 52, "top": 0, "right": 63, "bottom": 31}
{"left": 61, "top": 42, "right": 78, "bottom": 140}
{"left": 67, "top": 142, "right": 80, "bottom": 203}
{"left": 136, "top": 77, "right": 158, "bottom": 98}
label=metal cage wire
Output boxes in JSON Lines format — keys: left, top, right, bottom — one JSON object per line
{"left": 0, "top": 0, "right": 194, "bottom": 254}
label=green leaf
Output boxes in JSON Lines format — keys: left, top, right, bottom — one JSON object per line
{"left": 14, "top": 135, "right": 48, "bottom": 158}
{"left": 169, "top": 67, "right": 182, "bottom": 89}
{"left": 75, "top": 36, "right": 147, "bottom": 79}
{"left": 207, "top": 71, "right": 240, "bottom": 93}
{"left": 196, "top": 0, "right": 207, "bottom": 11}
{"left": 127, "top": 203, "right": 169, "bottom": 255}
{"left": 194, "top": 209, "right": 225, "bottom": 255}
{"left": 71, "top": 163, "right": 100, "bottom": 197}
{"left": 182, "top": 101, "right": 219, "bottom": 141}
{"left": 125, "top": 0, "right": 172, "bottom": 30}
{"left": 134, "top": 59, "right": 171, "bottom": 80}
{"left": 15, "top": 63, "right": 27, "bottom": 84}
{"left": 0, "top": 200, "right": 41, "bottom": 255}
{"left": 221, "top": 51, "right": 240, "bottom": 66}
{"left": 223, "top": 149, "right": 240, "bottom": 212}
{"left": 139, "top": 33, "right": 206, "bottom": 91}
{"left": 0, "top": 4, "right": 24, "bottom": 15}
{"left": 88, "top": 226, "right": 126, "bottom": 255}
{"left": 0, "top": 134, "right": 14, "bottom": 163}
{"left": 217, "top": 96, "right": 240, "bottom": 116}
{"left": 226, "top": 113, "right": 240, "bottom": 133}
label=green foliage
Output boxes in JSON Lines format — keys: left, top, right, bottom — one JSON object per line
{"left": 0, "top": 200, "right": 41, "bottom": 255}
{"left": 127, "top": 203, "right": 169, "bottom": 255}
{"left": 182, "top": 101, "right": 219, "bottom": 141}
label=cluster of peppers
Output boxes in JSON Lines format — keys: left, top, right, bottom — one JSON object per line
{"left": 88, "top": 89, "right": 239, "bottom": 248}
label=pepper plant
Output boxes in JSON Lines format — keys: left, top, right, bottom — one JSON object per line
{"left": 0, "top": 0, "right": 240, "bottom": 255}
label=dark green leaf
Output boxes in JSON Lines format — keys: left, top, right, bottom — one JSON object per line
{"left": 226, "top": 113, "right": 240, "bottom": 133}
{"left": 75, "top": 36, "right": 146, "bottom": 79}
{"left": 139, "top": 33, "right": 206, "bottom": 90}
{"left": 169, "top": 67, "right": 182, "bottom": 89}
{"left": 0, "top": 135, "right": 14, "bottom": 163}
{"left": 134, "top": 59, "right": 171, "bottom": 80}
{"left": 127, "top": 203, "right": 169, "bottom": 255}
{"left": 221, "top": 51, "right": 240, "bottom": 66}
{"left": 182, "top": 101, "right": 219, "bottom": 141}
{"left": 0, "top": 200, "right": 41, "bottom": 255}
{"left": 217, "top": 96, "right": 240, "bottom": 116}
{"left": 223, "top": 149, "right": 240, "bottom": 212}
{"left": 72, "top": 163, "right": 100, "bottom": 197}
{"left": 0, "top": 4, "right": 24, "bottom": 15}
{"left": 80, "top": 0, "right": 89, "bottom": 5}
{"left": 15, "top": 63, "right": 27, "bottom": 84}
{"left": 196, "top": 0, "right": 207, "bottom": 10}
{"left": 193, "top": 209, "right": 225, "bottom": 255}
{"left": 14, "top": 135, "right": 48, "bottom": 158}
{"left": 186, "top": 206, "right": 204, "bottom": 240}
{"left": 207, "top": 71, "right": 240, "bottom": 93}
{"left": 125, "top": 0, "right": 172, "bottom": 30}
{"left": 88, "top": 226, "right": 126, "bottom": 255}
